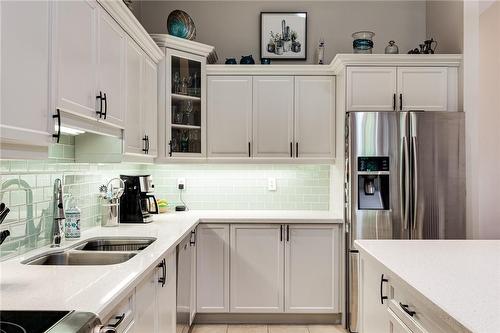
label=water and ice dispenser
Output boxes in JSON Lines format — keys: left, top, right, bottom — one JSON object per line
{"left": 357, "top": 157, "right": 390, "bottom": 210}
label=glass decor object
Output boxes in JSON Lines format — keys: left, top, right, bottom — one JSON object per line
{"left": 385, "top": 40, "right": 399, "bottom": 54}
{"left": 352, "top": 31, "right": 375, "bottom": 54}
{"left": 167, "top": 10, "right": 196, "bottom": 40}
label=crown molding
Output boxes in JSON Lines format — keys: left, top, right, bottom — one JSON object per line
{"left": 150, "top": 34, "right": 215, "bottom": 57}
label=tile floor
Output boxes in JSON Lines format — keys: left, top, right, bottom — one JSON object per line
{"left": 192, "top": 324, "right": 347, "bottom": 333}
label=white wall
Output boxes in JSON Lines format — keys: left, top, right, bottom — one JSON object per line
{"left": 134, "top": 1, "right": 426, "bottom": 64}
{"left": 426, "top": 0, "right": 463, "bottom": 53}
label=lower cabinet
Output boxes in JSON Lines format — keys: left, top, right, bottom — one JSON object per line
{"left": 134, "top": 250, "right": 176, "bottom": 333}
{"left": 196, "top": 223, "right": 340, "bottom": 314}
{"left": 230, "top": 224, "right": 284, "bottom": 313}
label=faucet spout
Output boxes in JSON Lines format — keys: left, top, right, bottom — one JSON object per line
{"left": 51, "top": 179, "right": 65, "bottom": 248}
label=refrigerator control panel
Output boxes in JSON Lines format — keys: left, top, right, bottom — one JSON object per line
{"left": 358, "top": 156, "right": 389, "bottom": 172}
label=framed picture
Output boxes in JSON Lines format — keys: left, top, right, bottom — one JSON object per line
{"left": 260, "top": 12, "right": 307, "bottom": 60}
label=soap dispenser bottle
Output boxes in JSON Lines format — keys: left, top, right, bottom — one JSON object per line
{"left": 64, "top": 194, "right": 81, "bottom": 239}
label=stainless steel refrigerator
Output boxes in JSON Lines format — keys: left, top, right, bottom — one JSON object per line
{"left": 345, "top": 111, "right": 466, "bottom": 332}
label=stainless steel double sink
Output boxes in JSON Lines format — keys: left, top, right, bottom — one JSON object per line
{"left": 23, "top": 237, "right": 156, "bottom": 266}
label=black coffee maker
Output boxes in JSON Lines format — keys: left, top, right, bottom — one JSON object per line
{"left": 120, "top": 175, "right": 158, "bottom": 223}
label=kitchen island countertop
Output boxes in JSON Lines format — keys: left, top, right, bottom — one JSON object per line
{"left": 355, "top": 239, "right": 500, "bottom": 333}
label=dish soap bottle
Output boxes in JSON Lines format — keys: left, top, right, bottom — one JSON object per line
{"left": 64, "top": 194, "right": 81, "bottom": 239}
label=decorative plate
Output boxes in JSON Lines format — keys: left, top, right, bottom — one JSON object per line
{"left": 167, "top": 10, "right": 196, "bottom": 40}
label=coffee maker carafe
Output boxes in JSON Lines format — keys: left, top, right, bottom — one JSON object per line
{"left": 120, "top": 175, "right": 158, "bottom": 223}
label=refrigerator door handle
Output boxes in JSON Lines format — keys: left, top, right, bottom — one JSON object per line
{"left": 401, "top": 136, "right": 410, "bottom": 230}
{"left": 412, "top": 136, "right": 418, "bottom": 230}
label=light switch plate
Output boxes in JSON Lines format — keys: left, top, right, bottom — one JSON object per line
{"left": 267, "top": 177, "right": 277, "bottom": 191}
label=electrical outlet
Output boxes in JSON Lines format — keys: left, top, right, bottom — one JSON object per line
{"left": 267, "top": 177, "right": 277, "bottom": 191}
{"left": 177, "top": 178, "right": 186, "bottom": 189}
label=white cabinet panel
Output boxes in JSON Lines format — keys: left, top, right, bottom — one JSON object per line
{"left": 285, "top": 225, "right": 338, "bottom": 313}
{"left": 359, "top": 256, "right": 390, "bottom": 333}
{"left": 0, "top": 0, "right": 51, "bottom": 146}
{"left": 158, "top": 251, "right": 177, "bottom": 333}
{"left": 388, "top": 309, "right": 413, "bottom": 333}
{"left": 208, "top": 76, "right": 252, "bottom": 158}
{"left": 134, "top": 269, "right": 157, "bottom": 333}
{"left": 142, "top": 56, "right": 158, "bottom": 157}
{"left": 347, "top": 67, "right": 397, "bottom": 111}
{"left": 97, "top": 8, "right": 125, "bottom": 127}
{"left": 294, "top": 76, "right": 335, "bottom": 159}
{"left": 54, "top": 0, "right": 98, "bottom": 118}
{"left": 397, "top": 67, "right": 448, "bottom": 111}
{"left": 124, "top": 39, "right": 144, "bottom": 155}
{"left": 253, "top": 76, "right": 294, "bottom": 158}
{"left": 230, "top": 224, "right": 284, "bottom": 313}
{"left": 197, "top": 224, "right": 229, "bottom": 313}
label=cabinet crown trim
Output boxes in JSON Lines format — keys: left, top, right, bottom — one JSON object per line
{"left": 97, "top": 0, "right": 163, "bottom": 63}
{"left": 151, "top": 34, "right": 215, "bottom": 57}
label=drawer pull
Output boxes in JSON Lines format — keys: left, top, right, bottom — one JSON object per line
{"left": 380, "top": 274, "right": 388, "bottom": 304}
{"left": 399, "top": 302, "right": 416, "bottom": 317}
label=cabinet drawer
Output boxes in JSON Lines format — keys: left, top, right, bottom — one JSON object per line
{"left": 389, "top": 279, "right": 469, "bottom": 333}
{"left": 102, "top": 292, "right": 135, "bottom": 333}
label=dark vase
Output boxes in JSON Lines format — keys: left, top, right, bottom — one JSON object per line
{"left": 260, "top": 58, "right": 272, "bottom": 65}
{"left": 225, "top": 58, "right": 237, "bottom": 64}
{"left": 240, "top": 55, "right": 255, "bottom": 65}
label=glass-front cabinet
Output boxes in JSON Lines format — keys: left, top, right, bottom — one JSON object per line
{"left": 166, "top": 49, "right": 206, "bottom": 158}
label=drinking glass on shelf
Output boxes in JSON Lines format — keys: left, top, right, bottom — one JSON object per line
{"left": 181, "top": 77, "right": 188, "bottom": 95}
{"left": 180, "top": 130, "right": 189, "bottom": 152}
{"left": 184, "top": 100, "right": 193, "bottom": 125}
{"left": 173, "top": 72, "right": 180, "bottom": 94}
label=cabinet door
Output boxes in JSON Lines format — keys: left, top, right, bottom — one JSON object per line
{"left": 54, "top": 0, "right": 98, "bottom": 118}
{"left": 253, "top": 76, "right": 294, "bottom": 158}
{"left": 124, "top": 39, "right": 144, "bottom": 155}
{"left": 284, "top": 225, "right": 338, "bottom": 313}
{"left": 158, "top": 251, "right": 177, "bottom": 333}
{"left": 208, "top": 76, "right": 252, "bottom": 158}
{"left": 135, "top": 268, "right": 158, "bottom": 333}
{"left": 397, "top": 67, "right": 448, "bottom": 111}
{"left": 97, "top": 7, "right": 125, "bottom": 127}
{"left": 359, "top": 255, "right": 390, "bottom": 333}
{"left": 294, "top": 76, "right": 335, "bottom": 159}
{"left": 196, "top": 224, "right": 230, "bottom": 313}
{"left": 230, "top": 224, "right": 284, "bottom": 313}
{"left": 0, "top": 1, "right": 51, "bottom": 147}
{"left": 142, "top": 56, "right": 158, "bottom": 157}
{"left": 388, "top": 309, "right": 413, "bottom": 333}
{"left": 347, "top": 67, "right": 397, "bottom": 111}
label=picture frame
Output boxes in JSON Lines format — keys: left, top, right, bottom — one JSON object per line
{"left": 260, "top": 12, "right": 307, "bottom": 60}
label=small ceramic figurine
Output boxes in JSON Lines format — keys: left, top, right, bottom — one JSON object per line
{"left": 240, "top": 55, "right": 255, "bottom": 65}
{"left": 385, "top": 40, "right": 399, "bottom": 54}
{"left": 225, "top": 58, "right": 237, "bottom": 65}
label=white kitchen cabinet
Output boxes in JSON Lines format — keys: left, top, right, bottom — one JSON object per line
{"left": 252, "top": 76, "right": 294, "bottom": 158}
{"left": 158, "top": 251, "right": 177, "bottom": 333}
{"left": 124, "top": 39, "right": 144, "bottom": 155}
{"left": 397, "top": 67, "right": 449, "bottom": 111}
{"left": 359, "top": 254, "right": 390, "bottom": 333}
{"left": 54, "top": 0, "right": 98, "bottom": 119}
{"left": 284, "top": 224, "right": 339, "bottom": 313}
{"left": 196, "top": 224, "right": 230, "bottom": 313}
{"left": 230, "top": 224, "right": 284, "bottom": 313}
{"left": 208, "top": 76, "right": 253, "bottom": 158}
{"left": 134, "top": 252, "right": 175, "bottom": 333}
{"left": 388, "top": 309, "right": 413, "bottom": 333}
{"left": 294, "top": 76, "right": 336, "bottom": 159}
{"left": 346, "top": 67, "right": 397, "bottom": 111}
{"left": 134, "top": 268, "right": 157, "bottom": 332}
{"left": 97, "top": 7, "right": 126, "bottom": 127}
{"left": 142, "top": 56, "right": 158, "bottom": 157}
{"left": 346, "top": 66, "right": 457, "bottom": 112}
{"left": 0, "top": 0, "right": 51, "bottom": 150}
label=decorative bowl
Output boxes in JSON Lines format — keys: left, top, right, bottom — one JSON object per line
{"left": 167, "top": 10, "right": 196, "bottom": 40}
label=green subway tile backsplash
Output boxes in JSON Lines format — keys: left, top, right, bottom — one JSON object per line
{"left": 0, "top": 139, "right": 331, "bottom": 258}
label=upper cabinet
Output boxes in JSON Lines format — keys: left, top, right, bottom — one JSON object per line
{"left": 208, "top": 76, "right": 253, "bottom": 158}
{"left": 97, "top": 7, "right": 126, "bottom": 127}
{"left": 207, "top": 73, "right": 336, "bottom": 162}
{"left": 152, "top": 35, "right": 214, "bottom": 162}
{"left": 294, "top": 76, "right": 336, "bottom": 159}
{"left": 252, "top": 76, "right": 294, "bottom": 159}
{"left": 346, "top": 66, "right": 458, "bottom": 112}
{"left": 0, "top": 1, "right": 51, "bottom": 157}
{"left": 54, "top": 0, "right": 98, "bottom": 119}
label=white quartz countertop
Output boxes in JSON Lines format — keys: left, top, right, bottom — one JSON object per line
{"left": 355, "top": 240, "right": 500, "bottom": 333}
{"left": 0, "top": 210, "right": 341, "bottom": 317}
